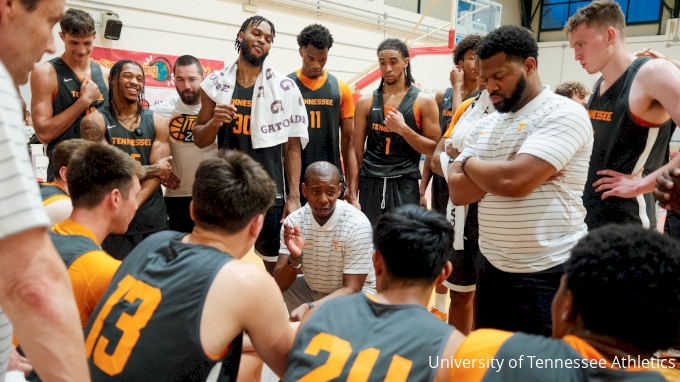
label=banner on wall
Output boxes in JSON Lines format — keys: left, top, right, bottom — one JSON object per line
{"left": 90, "top": 47, "right": 224, "bottom": 106}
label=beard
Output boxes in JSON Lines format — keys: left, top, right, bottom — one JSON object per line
{"left": 492, "top": 74, "right": 527, "bottom": 113}
{"left": 177, "top": 88, "right": 199, "bottom": 105}
{"left": 241, "top": 39, "right": 268, "bottom": 67}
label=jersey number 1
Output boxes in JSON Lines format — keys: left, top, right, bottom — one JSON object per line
{"left": 85, "top": 275, "right": 162, "bottom": 376}
{"left": 297, "top": 332, "right": 413, "bottom": 382}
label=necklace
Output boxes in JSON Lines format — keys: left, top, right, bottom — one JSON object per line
{"left": 117, "top": 115, "right": 138, "bottom": 124}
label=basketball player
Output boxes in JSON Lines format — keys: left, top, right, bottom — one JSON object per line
{"left": 451, "top": 225, "right": 680, "bottom": 381}
{"left": 195, "top": 16, "right": 306, "bottom": 274}
{"left": 50, "top": 143, "right": 140, "bottom": 328}
{"left": 284, "top": 205, "right": 465, "bottom": 381}
{"left": 554, "top": 81, "right": 590, "bottom": 107}
{"left": 85, "top": 150, "right": 295, "bottom": 381}
{"left": 152, "top": 55, "right": 216, "bottom": 233}
{"left": 31, "top": 8, "right": 108, "bottom": 181}
{"left": 40, "top": 139, "right": 90, "bottom": 224}
{"left": 288, "top": 24, "right": 359, "bottom": 208}
{"left": 566, "top": 0, "right": 680, "bottom": 230}
{"left": 353, "top": 38, "right": 441, "bottom": 224}
{"left": 80, "top": 60, "right": 172, "bottom": 260}
{"left": 0, "top": 0, "right": 91, "bottom": 379}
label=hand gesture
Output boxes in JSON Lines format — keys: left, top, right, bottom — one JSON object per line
{"left": 593, "top": 167, "right": 644, "bottom": 199}
{"left": 283, "top": 222, "right": 304, "bottom": 259}
{"left": 654, "top": 168, "right": 680, "bottom": 211}
{"left": 289, "top": 302, "right": 312, "bottom": 322}
{"left": 155, "top": 156, "right": 173, "bottom": 180}
{"left": 161, "top": 171, "right": 181, "bottom": 190}
{"left": 212, "top": 103, "right": 236, "bottom": 126}
{"left": 450, "top": 67, "right": 464, "bottom": 87}
{"left": 384, "top": 110, "right": 408, "bottom": 136}
{"left": 634, "top": 48, "right": 665, "bottom": 59}
{"left": 80, "top": 75, "right": 102, "bottom": 104}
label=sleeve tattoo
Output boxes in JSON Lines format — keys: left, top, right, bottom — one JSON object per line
{"left": 81, "top": 120, "right": 104, "bottom": 142}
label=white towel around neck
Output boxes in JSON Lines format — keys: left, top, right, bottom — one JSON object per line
{"left": 200, "top": 58, "right": 309, "bottom": 150}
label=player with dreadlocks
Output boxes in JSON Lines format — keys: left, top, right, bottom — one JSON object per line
{"left": 352, "top": 38, "right": 441, "bottom": 224}
{"left": 80, "top": 59, "right": 172, "bottom": 259}
{"left": 196, "top": 15, "right": 308, "bottom": 275}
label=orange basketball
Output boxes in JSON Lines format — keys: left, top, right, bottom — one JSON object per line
{"left": 169, "top": 115, "right": 187, "bottom": 141}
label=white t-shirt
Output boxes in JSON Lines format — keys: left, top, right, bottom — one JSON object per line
{"left": 456, "top": 87, "right": 593, "bottom": 273}
{"left": 151, "top": 97, "right": 217, "bottom": 197}
{"left": 0, "top": 61, "right": 51, "bottom": 381}
{"left": 280, "top": 200, "right": 376, "bottom": 294}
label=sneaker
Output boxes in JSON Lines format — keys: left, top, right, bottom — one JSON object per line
{"left": 430, "top": 307, "right": 447, "bottom": 321}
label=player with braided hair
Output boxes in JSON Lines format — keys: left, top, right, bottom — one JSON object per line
{"left": 80, "top": 59, "right": 172, "bottom": 260}
{"left": 352, "top": 38, "right": 441, "bottom": 224}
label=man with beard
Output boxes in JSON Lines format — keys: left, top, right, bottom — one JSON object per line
{"left": 448, "top": 25, "right": 593, "bottom": 336}
{"left": 80, "top": 60, "right": 172, "bottom": 260}
{"left": 152, "top": 55, "right": 216, "bottom": 233}
{"left": 353, "top": 38, "right": 440, "bottom": 225}
{"left": 195, "top": 16, "right": 308, "bottom": 274}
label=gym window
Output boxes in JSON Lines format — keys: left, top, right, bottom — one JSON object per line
{"left": 540, "top": 0, "right": 662, "bottom": 31}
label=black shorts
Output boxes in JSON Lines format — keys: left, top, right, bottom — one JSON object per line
{"left": 430, "top": 173, "right": 449, "bottom": 216}
{"left": 474, "top": 253, "right": 563, "bottom": 337}
{"left": 359, "top": 175, "right": 419, "bottom": 224}
{"left": 445, "top": 202, "right": 478, "bottom": 292}
{"left": 165, "top": 196, "right": 194, "bottom": 233}
{"left": 255, "top": 205, "right": 284, "bottom": 262}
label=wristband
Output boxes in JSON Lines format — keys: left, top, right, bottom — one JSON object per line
{"left": 307, "top": 302, "right": 315, "bottom": 309}
{"left": 287, "top": 255, "right": 302, "bottom": 269}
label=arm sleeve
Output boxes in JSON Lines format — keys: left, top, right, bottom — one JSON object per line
{"left": 516, "top": 104, "right": 592, "bottom": 171}
{"left": 338, "top": 80, "right": 355, "bottom": 120}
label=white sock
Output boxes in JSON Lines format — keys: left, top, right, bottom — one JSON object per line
{"left": 434, "top": 292, "right": 447, "bottom": 312}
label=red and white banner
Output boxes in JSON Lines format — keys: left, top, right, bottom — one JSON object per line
{"left": 90, "top": 47, "right": 224, "bottom": 106}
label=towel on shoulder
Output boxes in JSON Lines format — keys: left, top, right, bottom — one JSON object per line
{"left": 200, "top": 57, "right": 309, "bottom": 149}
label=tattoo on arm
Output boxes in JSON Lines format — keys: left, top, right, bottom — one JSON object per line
{"left": 81, "top": 120, "right": 104, "bottom": 142}
{"left": 141, "top": 164, "right": 160, "bottom": 180}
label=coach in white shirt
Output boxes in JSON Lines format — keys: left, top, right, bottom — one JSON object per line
{"left": 274, "top": 161, "right": 375, "bottom": 321}
{"left": 449, "top": 25, "right": 593, "bottom": 336}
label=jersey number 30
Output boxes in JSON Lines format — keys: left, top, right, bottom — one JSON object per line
{"left": 297, "top": 332, "right": 413, "bottom": 382}
{"left": 85, "top": 275, "right": 162, "bottom": 376}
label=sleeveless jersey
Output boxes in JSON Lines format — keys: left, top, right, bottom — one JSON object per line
{"left": 85, "top": 231, "right": 242, "bottom": 382}
{"left": 46, "top": 58, "right": 107, "bottom": 181}
{"left": 584, "top": 57, "right": 673, "bottom": 230}
{"left": 49, "top": 230, "right": 99, "bottom": 267}
{"left": 39, "top": 182, "right": 68, "bottom": 206}
{"left": 289, "top": 71, "right": 343, "bottom": 178}
{"left": 104, "top": 108, "right": 167, "bottom": 234}
{"left": 439, "top": 87, "right": 454, "bottom": 134}
{"left": 361, "top": 86, "right": 422, "bottom": 178}
{"left": 218, "top": 82, "right": 285, "bottom": 205}
{"left": 285, "top": 293, "right": 453, "bottom": 382}
{"left": 151, "top": 98, "right": 217, "bottom": 197}
{"left": 470, "top": 332, "right": 665, "bottom": 381}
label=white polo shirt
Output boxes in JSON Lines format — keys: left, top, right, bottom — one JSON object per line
{"left": 456, "top": 87, "right": 593, "bottom": 273}
{"left": 0, "top": 61, "right": 51, "bottom": 381}
{"left": 280, "top": 200, "right": 375, "bottom": 294}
